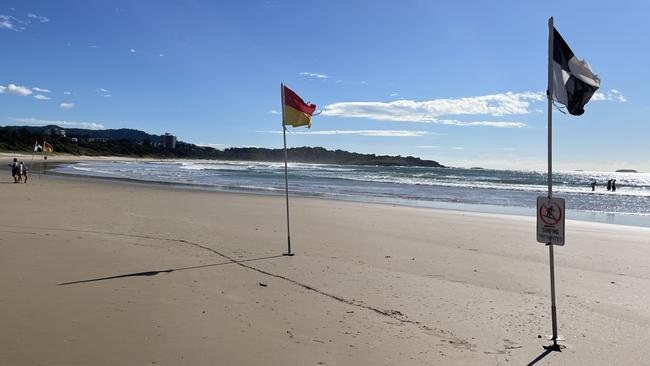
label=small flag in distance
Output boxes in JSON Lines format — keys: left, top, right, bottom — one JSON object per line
{"left": 43, "top": 141, "right": 54, "bottom": 153}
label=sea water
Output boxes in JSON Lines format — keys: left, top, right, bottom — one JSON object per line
{"left": 54, "top": 161, "right": 650, "bottom": 227}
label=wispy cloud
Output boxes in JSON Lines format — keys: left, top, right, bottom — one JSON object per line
{"left": 63, "top": 91, "right": 72, "bottom": 95}
{"left": 500, "top": 147, "right": 515, "bottom": 151}
{"left": 591, "top": 89, "right": 627, "bottom": 102}
{"left": 437, "top": 119, "right": 527, "bottom": 128}
{"left": 0, "top": 83, "right": 33, "bottom": 96}
{"left": 268, "top": 110, "right": 279, "bottom": 115}
{"left": 416, "top": 145, "right": 440, "bottom": 149}
{"left": 1, "top": 13, "right": 48, "bottom": 31}
{"left": 32, "top": 87, "right": 51, "bottom": 93}
{"left": 26, "top": 13, "right": 48, "bottom": 23}
{"left": 59, "top": 102, "right": 75, "bottom": 110}
{"left": 95, "top": 88, "right": 111, "bottom": 97}
{"left": 34, "top": 94, "right": 51, "bottom": 100}
{"left": 129, "top": 48, "right": 136, "bottom": 53}
{"left": 0, "top": 15, "right": 25, "bottom": 31}
{"left": 158, "top": 53, "right": 164, "bottom": 57}
{"left": 322, "top": 91, "right": 544, "bottom": 127}
{"left": 10, "top": 117, "right": 104, "bottom": 130}
{"left": 450, "top": 146, "right": 464, "bottom": 150}
{"left": 258, "top": 130, "right": 432, "bottom": 137}
{"left": 390, "top": 93, "right": 399, "bottom": 97}
{"left": 299, "top": 72, "right": 329, "bottom": 79}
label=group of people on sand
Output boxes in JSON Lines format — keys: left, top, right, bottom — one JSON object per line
{"left": 590, "top": 179, "right": 617, "bottom": 192}
{"left": 9, "top": 158, "right": 29, "bottom": 183}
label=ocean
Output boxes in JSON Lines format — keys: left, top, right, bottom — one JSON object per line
{"left": 54, "top": 160, "right": 650, "bottom": 228}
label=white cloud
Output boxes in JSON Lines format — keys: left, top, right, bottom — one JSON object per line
{"left": 0, "top": 15, "right": 24, "bottom": 31}
{"left": 451, "top": 146, "right": 464, "bottom": 150}
{"left": 60, "top": 102, "right": 75, "bottom": 110}
{"left": 129, "top": 48, "right": 136, "bottom": 53}
{"left": 322, "top": 91, "right": 544, "bottom": 124}
{"left": 390, "top": 93, "right": 399, "bottom": 97}
{"left": 299, "top": 72, "right": 329, "bottom": 79}
{"left": 63, "top": 91, "right": 71, "bottom": 95}
{"left": 591, "top": 89, "right": 627, "bottom": 103}
{"left": 438, "top": 119, "right": 527, "bottom": 128}
{"left": 258, "top": 129, "right": 431, "bottom": 137}
{"left": 27, "top": 13, "right": 48, "bottom": 23}
{"left": 417, "top": 145, "right": 440, "bottom": 149}
{"left": 500, "top": 147, "right": 515, "bottom": 151}
{"left": 10, "top": 117, "right": 104, "bottom": 130}
{"left": 34, "top": 94, "right": 51, "bottom": 100}
{"left": 0, "top": 83, "right": 33, "bottom": 96}
{"left": 159, "top": 53, "right": 164, "bottom": 57}
{"left": 90, "top": 45, "right": 99, "bottom": 48}
{"left": 32, "top": 87, "right": 51, "bottom": 93}
{"left": 95, "top": 88, "right": 111, "bottom": 97}
{"left": 268, "top": 110, "right": 279, "bottom": 115}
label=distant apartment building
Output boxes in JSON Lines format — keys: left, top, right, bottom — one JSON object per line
{"left": 45, "top": 127, "right": 66, "bottom": 137}
{"left": 162, "top": 133, "right": 177, "bottom": 149}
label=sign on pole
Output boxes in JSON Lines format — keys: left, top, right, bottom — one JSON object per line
{"left": 536, "top": 196, "right": 565, "bottom": 246}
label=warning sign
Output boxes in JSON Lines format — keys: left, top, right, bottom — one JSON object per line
{"left": 536, "top": 196, "right": 565, "bottom": 246}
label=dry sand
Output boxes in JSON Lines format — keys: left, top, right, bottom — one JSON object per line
{"left": 1, "top": 172, "right": 649, "bottom": 365}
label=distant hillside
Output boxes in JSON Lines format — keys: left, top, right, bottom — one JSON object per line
{"left": 0, "top": 125, "right": 445, "bottom": 168}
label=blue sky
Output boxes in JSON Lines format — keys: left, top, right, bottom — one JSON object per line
{"left": 1, "top": 1, "right": 648, "bottom": 171}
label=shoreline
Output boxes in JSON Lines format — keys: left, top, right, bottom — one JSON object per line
{"left": 42, "top": 158, "right": 650, "bottom": 229}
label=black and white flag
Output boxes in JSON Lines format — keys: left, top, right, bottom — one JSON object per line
{"left": 551, "top": 27, "right": 600, "bottom": 116}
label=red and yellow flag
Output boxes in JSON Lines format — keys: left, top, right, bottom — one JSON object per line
{"left": 43, "top": 141, "right": 54, "bottom": 153}
{"left": 282, "top": 85, "right": 316, "bottom": 128}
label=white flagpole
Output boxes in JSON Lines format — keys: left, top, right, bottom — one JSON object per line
{"left": 281, "top": 83, "right": 294, "bottom": 256}
{"left": 31, "top": 142, "right": 35, "bottom": 173}
{"left": 546, "top": 16, "right": 560, "bottom": 350}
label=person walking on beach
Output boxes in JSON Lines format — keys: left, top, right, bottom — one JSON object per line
{"left": 8, "top": 158, "right": 19, "bottom": 183}
{"left": 591, "top": 180, "right": 597, "bottom": 191}
{"left": 17, "top": 161, "right": 24, "bottom": 183}
{"left": 20, "top": 162, "right": 28, "bottom": 183}
{"left": 612, "top": 179, "right": 617, "bottom": 192}
{"left": 607, "top": 179, "right": 612, "bottom": 191}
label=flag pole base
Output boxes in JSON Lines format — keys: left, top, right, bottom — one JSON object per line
{"left": 282, "top": 252, "right": 295, "bottom": 257}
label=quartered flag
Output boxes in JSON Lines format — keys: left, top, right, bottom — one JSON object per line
{"left": 550, "top": 27, "right": 600, "bottom": 116}
{"left": 282, "top": 85, "right": 317, "bottom": 128}
{"left": 34, "top": 141, "right": 43, "bottom": 152}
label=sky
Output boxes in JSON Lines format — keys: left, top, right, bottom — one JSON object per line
{"left": 1, "top": 0, "right": 648, "bottom": 171}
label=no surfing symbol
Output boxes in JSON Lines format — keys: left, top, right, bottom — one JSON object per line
{"left": 536, "top": 196, "right": 565, "bottom": 246}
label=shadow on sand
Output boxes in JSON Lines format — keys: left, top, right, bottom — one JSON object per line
{"left": 58, "top": 254, "right": 284, "bottom": 286}
{"left": 527, "top": 344, "right": 563, "bottom": 366}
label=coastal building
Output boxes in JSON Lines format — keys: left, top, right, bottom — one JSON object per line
{"left": 162, "top": 133, "right": 177, "bottom": 149}
{"left": 45, "top": 127, "right": 66, "bottom": 137}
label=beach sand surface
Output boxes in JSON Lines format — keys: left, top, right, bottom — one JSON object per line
{"left": 1, "top": 175, "right": 649, "bottom": 365}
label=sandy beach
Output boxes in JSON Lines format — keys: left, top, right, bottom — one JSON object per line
{"left": 1, "top": 172, "right": 650, "bottom": 365}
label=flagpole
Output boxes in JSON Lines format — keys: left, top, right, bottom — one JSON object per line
{"left": 31, "top": 142, "right": 35, "bottom": 177}
{"left": 546, "top": 16, "right": 560, "bottom": 351}
{"left": 281, "top": 83, "right": 294, "bottom": 256}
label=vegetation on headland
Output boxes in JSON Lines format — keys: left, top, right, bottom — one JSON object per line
{"left": 0, "top": 125, "right": 445, "bottom": 168}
